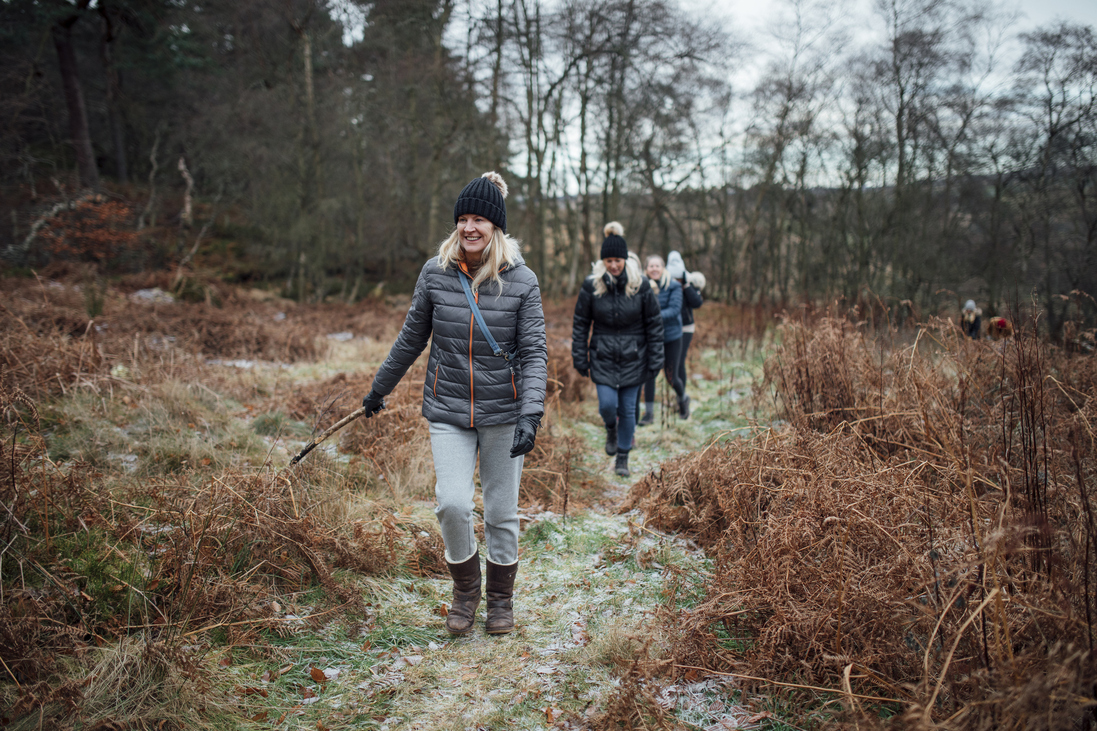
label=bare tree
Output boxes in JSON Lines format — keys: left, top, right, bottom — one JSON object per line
{"left": 51, "top": 0, "right": 100, "bottom": 191}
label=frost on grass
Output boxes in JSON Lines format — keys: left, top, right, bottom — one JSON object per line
{"left": 250, "top": 511, "right": 741, "bottom": 731}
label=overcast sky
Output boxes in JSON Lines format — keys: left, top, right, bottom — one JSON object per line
{"left": 1012, "top": 0, "right": 1097, "bottom": 28}
{"left": 685, "top": 0, "right": 1097, "bottom": 44}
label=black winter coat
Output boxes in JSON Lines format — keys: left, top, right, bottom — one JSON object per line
{"left": 571, "top": 270, "right": 664, "bottom": 388}
{"left": 370, "top": 254, "right": 548, "bottom": 428}
{"left": 680, "top": 281, "right": 703, "bottom": 327}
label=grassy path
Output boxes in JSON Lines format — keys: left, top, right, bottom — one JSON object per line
{"left": 221, "top": 344, "right": 765, "bottom": 730}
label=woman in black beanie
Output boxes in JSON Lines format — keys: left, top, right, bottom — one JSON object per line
{"left": 359, "top": 172, "right": 548, "bottom": 636}
{"left": 571, "top": 222, "right": 664, "bottom": 477}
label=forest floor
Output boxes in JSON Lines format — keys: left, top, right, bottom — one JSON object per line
{"left": 212, "top": 336, "right": 773, "bottom": 730}
{"left": 8, "top": 279, "right": 1096, "bottom": 731}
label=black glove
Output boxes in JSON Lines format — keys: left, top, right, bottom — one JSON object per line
{"left": 510, "top": 414, "right": 541, "bottom": 458}
{"left": 576, "top": 367, "right": 589, "bottom": 378}
{"left": 361, "top": 390, "right": 386, "bottom": 417}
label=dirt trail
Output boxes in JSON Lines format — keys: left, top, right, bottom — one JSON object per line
{"left": 225, "top": 344, "right": 760, "bottom": 730}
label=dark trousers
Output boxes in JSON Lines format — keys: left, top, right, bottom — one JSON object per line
{"left": 643, "top": 337, "right": 685, "bottom": 404}
{"left": 675, "top": 331, "right": 693, "bottom": 390}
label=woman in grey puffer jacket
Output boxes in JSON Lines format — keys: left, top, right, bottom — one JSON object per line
{"left": 360, "top": 172, "right": 548, "bottom": 637}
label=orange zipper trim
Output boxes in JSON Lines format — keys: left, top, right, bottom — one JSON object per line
{"left": 468, "top": 311, "right": 475, "bottom": 427}
{"left": 460, "top": 261, "right": 476, "bottom": 428}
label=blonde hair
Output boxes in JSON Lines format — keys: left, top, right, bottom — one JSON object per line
{"left": 436, "top": 226, "right": 521, "bottom": 291}
{"left": 589, "top": 257, "right": 644, "bottom": 297}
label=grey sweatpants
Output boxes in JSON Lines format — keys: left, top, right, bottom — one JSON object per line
{"left": 429, "top": 421, "right": 522, "bottom": 566}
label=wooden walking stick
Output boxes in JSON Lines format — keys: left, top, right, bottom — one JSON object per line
{"left": 289, "top": 406, "right": 369, "bottom": 466}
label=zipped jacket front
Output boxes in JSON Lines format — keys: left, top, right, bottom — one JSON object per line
{"left": 571, "top": 270, "right": 664, "bottom": 388}
{"left": 655, "top": 278, "right": 684, "bottom": 342}
{"left": 370, "top": 254, "right": 548, "bottom": 428}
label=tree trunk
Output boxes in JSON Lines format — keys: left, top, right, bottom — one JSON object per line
{"left": 99, "top": 9, "right": 128, "bottom": 183}
{"left": 52, "top": 18, "right": 99, "bottom": 191}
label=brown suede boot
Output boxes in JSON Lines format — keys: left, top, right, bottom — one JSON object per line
{"left": 484, "top": 560, "right": 518, "bottom": 635}
{"left": 445, "top": 553, "right": 481, "bottom": 635}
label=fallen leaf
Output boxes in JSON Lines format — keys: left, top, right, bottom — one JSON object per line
{"left": 402, "top": 655, "right": 423, "bottom": 667}
{"left": 545, "top": 707, "right": 564, "bottom": 722}
{"left": 310, "top": 666, "right": 327, "bottom": 683}
{"left": 235, "top": 686, "right": 268, "bottom": 697}
{"left": 302, "top": 686, "right": 317, "bottom": 700}
{"left": 437, "top": 604, "right": 449, "bottom": 617}
{"left": 218, "top": 657, "right": 231, "bottom": 668}
{"left": 460, "top": 673, "right": 478, "bottom": 681}
{"left": 361, "top": 641, "right": 371, "bottom": 652}
{"left": 278, "top": 663, "right": 294, "bottom": 676}
{"left": 250, "top": 711, "right": 268, "bottom": 722}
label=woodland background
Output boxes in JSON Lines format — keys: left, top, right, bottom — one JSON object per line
{"left": 1, "top": 0, "right": 1096, "bottom": 334}
{"left": 2, "top": 2, "right": 1097, "bottom": 727}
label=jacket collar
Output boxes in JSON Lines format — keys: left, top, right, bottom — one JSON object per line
{"left": 602, "top": 268, "right": 628, "bottom": 291}
{"left": 456, "top": 252, "right": 525, "bottom": 277}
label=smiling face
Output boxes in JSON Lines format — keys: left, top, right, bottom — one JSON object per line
{"left": 603, "top": 257, "right": 625, "bottom": 276}
{"left": 646, "top": 256, "right": 664, "bottom": 281}
{"left": 457, "top": 214, "right": 495, "bottom": 265}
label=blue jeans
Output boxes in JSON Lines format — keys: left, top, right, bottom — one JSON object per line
{"left": 595, "top": 383, "right": 640, "bottom": 453}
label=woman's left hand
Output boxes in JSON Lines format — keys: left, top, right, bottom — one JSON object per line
{"left": 510, "top": 414, "right": 541, "bottom": 458}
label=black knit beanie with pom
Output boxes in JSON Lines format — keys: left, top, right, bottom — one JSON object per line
{"left": 454, "top": 172, "right": 507, "bottom": 232}
{"left": 600, "top": 221, "right": 627, "bottom": 260}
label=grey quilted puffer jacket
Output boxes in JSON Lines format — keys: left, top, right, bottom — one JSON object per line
{"left": 369, "top": 254, "right": 548, "bottom": 428}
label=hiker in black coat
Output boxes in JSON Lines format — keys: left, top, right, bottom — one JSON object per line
{"left": 572, "top": 222, "right": 664, "bottom": 478}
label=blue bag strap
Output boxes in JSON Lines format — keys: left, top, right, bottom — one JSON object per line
{"left": 459, "top": 270, "right": 516, "bottom": 362}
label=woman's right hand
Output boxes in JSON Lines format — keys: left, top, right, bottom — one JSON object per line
{"left": 362, "top": 390, "right": 386, "bottom": 417}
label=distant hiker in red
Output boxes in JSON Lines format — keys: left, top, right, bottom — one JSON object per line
{"left": 572, "top": 222, "right": 664, "bottom": 478}
{"left": 961, "top": 300, "right": 981, "bottom": 340}
{"left": 359, "top": 172, "right": 548, "bottom": 636}
{"left": 988, "top": 316, "right": 1013, "bottom": 340}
